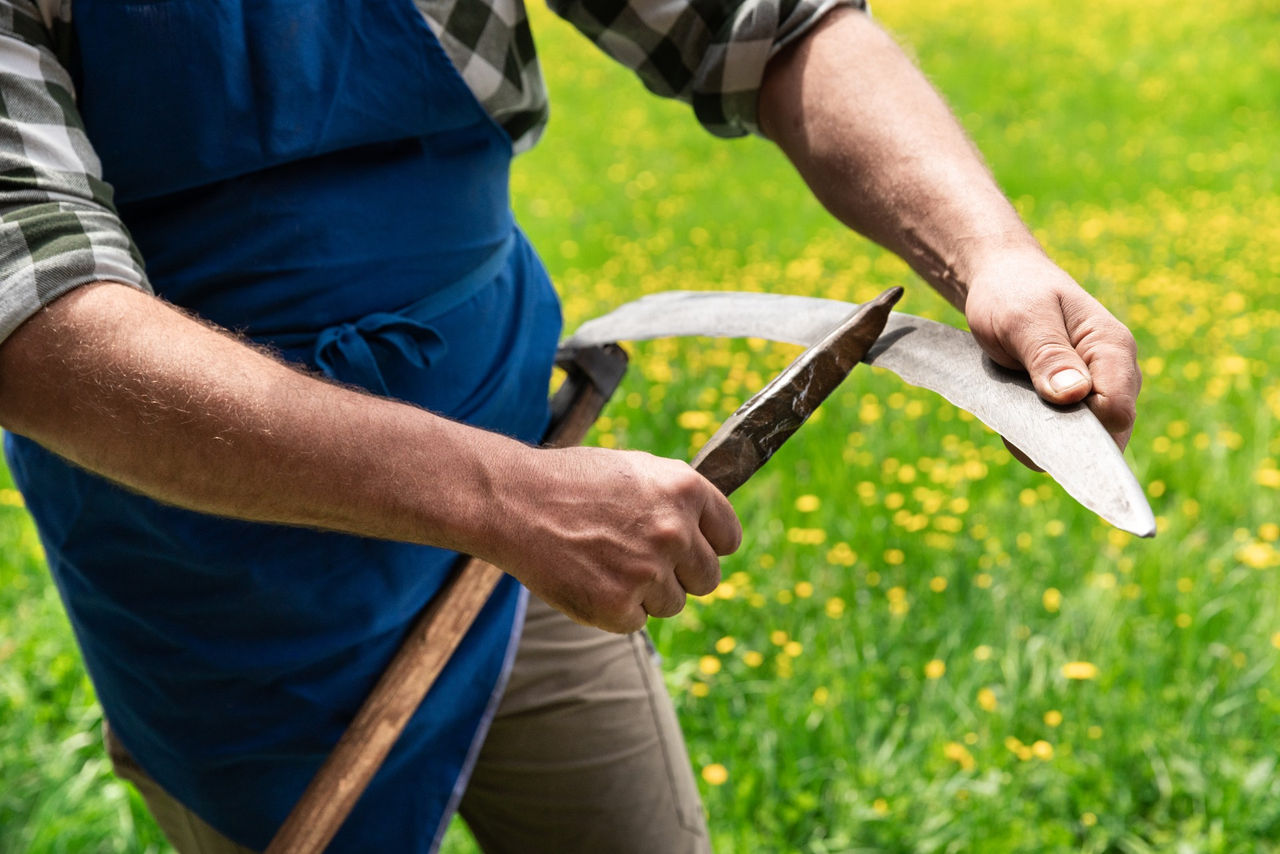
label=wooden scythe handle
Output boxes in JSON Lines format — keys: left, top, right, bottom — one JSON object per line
{"left": 266, "top": 345, "right": 627, "bottom": 854}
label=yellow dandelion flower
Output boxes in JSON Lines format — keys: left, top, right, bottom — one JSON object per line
{"left": 1004, "top": 735, "right": 1023, "bottom": 753}
{"left": 1081, "top": 812, "right": 1098, "bottom": 828}
{"left": 690, "top": 682, "right": 710, "bottom": 698}
{"left": 715, "top": 636, "right": 736, "bottom": 655}
{"left": 699, "top": 656, "right": 722, "bottom": 676}
{"left": 748, "top": 593, "right": 766, "bottom": 608}
{"left": 977, "top": 687, "right": 997, "bottom": 711}
{"left": 1239, "top": 542, "right": 1279, "bottom": 569}
{"left": 812, "top": 686, "right": 830, "bottom": 706}
{"left": 714, "top": 582, "right": 737, "bottom": 600}
{"left": 794, "top": 581, "right": 814, "bottom": 599}
{"left": 1044, "top": 709, "right": 1063, "bottom": 727}
{"left": 825, "top": 597, "right": 846, "bottom": 618}
{"left": 943, "top": 741, "right": 976, "bottom": 771}
{"left": 925, "top": 659, "right": 946, "bottom": 679}
{"left": 884, "top": 549, "right": 905, "bottom": 566}
{"left": 1271, "top": 633, "right": 1280, "bottom": 650}
{"left": 1031, "top": 740, "right": 1054, "bottom": 760}
{"left": 1045, "top": 519, "right": 1066, "bottom": 537}
{"left": 1261, "top": 523, "right": 1279, "bottom": 542}
{"left": 1176, "top": 577, "right": 1193, "bottom": 593}
{"left": 786, "top": 527, "right": 826, "bottom": 545}
{"left": 775, "top": 589, "right": 794, "bottom": 604}
{"left": 929, "top": 576, "right": 948, "bottom": 593}
{"left": 884, "top": 492, "right": 905, "bottom": 510}
{"left": 794, "top": 494, "right": 821, "bottom": 512}
{"left": 872, "top": 798, "right": 889, "bottom": 816}
{"left": 783, "top": 641, "right": 804, "bottom": 658}
{"left": 1043, "top": 588, "right": 1062, "bottom": 613}
{"left": 677, "top": 410, "right": 713, "bottom": 430}
{"left": 973, "top": 645, "right": 993, "bottom": 661}
{"left": 701, "top": 763, "right": 729, "bottom": 786}
{"left": 743, "top": 650, "right": 764, "bottom": 667}
{"left": 1062, "top": 661, "right": 1098, "bottom": 680}
{"left": 770, "top": 630, "right": 789, "bottom": 646}
{"left": 1176, "top": 613, "right": 1192, "bottom": 628}
{"left": 974, "top": 573, "right": 993, "bottom": 589}
{"left": 1018, "top": 488, "right": 1038, "bottom": 508}
{"left": 826, "top": 542, "right": 857, "bottom": 566}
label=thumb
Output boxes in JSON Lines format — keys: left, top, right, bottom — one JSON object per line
{"left": 1023, "top": 337, "right": 1093, "bottom": 405}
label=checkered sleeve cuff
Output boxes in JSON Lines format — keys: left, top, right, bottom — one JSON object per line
{"left": 0, "top": 2, "right": 150, "bottom": 343}
{"left": 549, "top": 0, "right": 866, "bottom": 138}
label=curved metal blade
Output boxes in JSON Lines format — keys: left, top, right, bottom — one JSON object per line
{"left": 692, "top": 287, "right": 901, "bottom": 495}
{"left": 560, "top": 291, "right": 1155, "bottom": 537}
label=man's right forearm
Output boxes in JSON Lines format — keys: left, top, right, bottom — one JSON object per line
{"left": 0, "top": 281, "right": 515, "bottom": 553}
{"left": 0, "top": 283, "right": 740, "bottom": 632}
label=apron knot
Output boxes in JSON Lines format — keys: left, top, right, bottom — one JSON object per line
{"left": 313, "top": 313, "right": 447, "bottom": 396}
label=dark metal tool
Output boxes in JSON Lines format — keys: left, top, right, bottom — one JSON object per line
{"left": 267, "top": 290, "right": 902, "bottom": 853}
{"left": 693, "top": 286, "right": 901, "bottom": 495}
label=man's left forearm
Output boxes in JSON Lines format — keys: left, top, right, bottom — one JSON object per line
{"left": 757, "top": 7, "right": 1140, "bottom": 449}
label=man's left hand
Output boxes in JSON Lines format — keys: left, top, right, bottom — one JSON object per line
{"left": 962, "top": 249, "right": 1141, "bottom": 460}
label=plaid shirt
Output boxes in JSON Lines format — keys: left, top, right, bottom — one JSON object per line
{"left": 0, "top": 0, "right": 859, "bottom": 341}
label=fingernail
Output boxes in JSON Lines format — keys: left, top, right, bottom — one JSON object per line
{"left": 1049, "top": 368, "right": 1088, "bottom": 393}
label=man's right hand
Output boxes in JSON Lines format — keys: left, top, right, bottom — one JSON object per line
{"left": 486, "top": 446, "right": 742, "bottom": 634}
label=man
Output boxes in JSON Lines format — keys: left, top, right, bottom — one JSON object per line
{"left": 0, "top": 0, "right": 1139, "bottom": 851}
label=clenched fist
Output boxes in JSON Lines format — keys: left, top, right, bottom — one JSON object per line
{"left": 485, "top": 445, "right": 742, "bottom": 633}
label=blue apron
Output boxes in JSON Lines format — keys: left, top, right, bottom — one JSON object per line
{"left": 3, "top": 2, "right": 561, "bottom": 849}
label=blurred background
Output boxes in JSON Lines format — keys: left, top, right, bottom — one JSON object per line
{"left": 2, "top": 0, "right": 1277, "bottom": 851}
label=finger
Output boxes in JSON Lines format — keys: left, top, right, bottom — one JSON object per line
{"left": 1006, "top": 306, "right": 1097, "bottom": 407}
{"left": 697, "top": 482, "right": 743, "bottom": 556}
{"left": 641, "top": 570, "right": 689, "bottom": 620}
{"left": 674, "top": 534, "right": 722, "bottom": 598}
{"left": 1076, "top": 331, "right": 1141, "bottom": 452}
{"left": 604, "top": 601, "right": 651, "bottom": 635}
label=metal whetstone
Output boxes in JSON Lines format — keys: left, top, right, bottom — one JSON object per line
{"left": 560, "top": 290, "right": 1156, "bottom": 538}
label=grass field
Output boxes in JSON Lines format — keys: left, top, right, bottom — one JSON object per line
{"left": 3, "top": 0, "right": 1279, "bottom": 851}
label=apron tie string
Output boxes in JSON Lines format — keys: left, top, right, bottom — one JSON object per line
{"left": 313, "top": 313, "right": 447, "bottom": 397}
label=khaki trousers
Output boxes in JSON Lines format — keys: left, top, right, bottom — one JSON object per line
{"left": 105, "top": 594, "right": 710, "bottom": 853}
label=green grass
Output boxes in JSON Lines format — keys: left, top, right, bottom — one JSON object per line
{"left": 4, "top": 0, "right": 1280, "bottom": 851}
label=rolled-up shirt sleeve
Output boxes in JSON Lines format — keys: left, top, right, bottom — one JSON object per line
{"left": 0, "top": 0, "right": 149, "bottom": 343}
{"left": 546, "top": 0, "right": 866, "bottom": 137}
